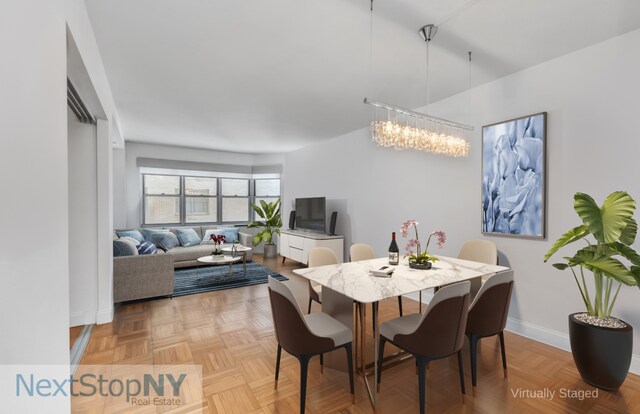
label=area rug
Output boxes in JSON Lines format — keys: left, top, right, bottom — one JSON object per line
{"left": 173, "top": 261, "right": 288, "bottom": 297}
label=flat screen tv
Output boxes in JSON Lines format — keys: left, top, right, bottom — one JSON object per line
{"left": 295, "top": 197, "right": 326, "bottom": 233}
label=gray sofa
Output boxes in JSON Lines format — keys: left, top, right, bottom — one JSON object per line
{"left": 113, "top": 226, "right": 254, "bottom": 303}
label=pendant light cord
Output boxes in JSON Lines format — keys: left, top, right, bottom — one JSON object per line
{"left": 425, "top": 39, "right": 430, "bottom": 113}
{"left": 468, "top": 51, "right": 472, "bottom": 126}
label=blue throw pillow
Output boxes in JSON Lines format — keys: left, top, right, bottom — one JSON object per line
{"left": 113, "top": 239, "right": 138, "bottom": 257}
{"left": 176, "top": 228, "right": 201, "bottom": 247}
{"left": 116, "top": 230, "right": 144, "bottom": 244}
{"left": 137, "top": 241, "right": 157, "bottom": 255}
{"left": 201, "top": 229, "right": 223, "bottom": 245}
{"left": 146, "top": 231, "right": 180, "bottom": 251}
{"left": 219, "top": 227, "right": 240, "bottom": 243}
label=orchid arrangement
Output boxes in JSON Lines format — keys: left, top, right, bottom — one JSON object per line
{"left": 400, "top": 220, "right": 446, "bottom": 265}
{"left": 210, "top": 234, "right": 226, "bottom": 255}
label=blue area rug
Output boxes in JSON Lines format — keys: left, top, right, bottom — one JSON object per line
{"left": 173, "top": 261, "right": 287, "bottom": 297}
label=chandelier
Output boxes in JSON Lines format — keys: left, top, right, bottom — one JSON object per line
{"left": 364, "top": 24, "right": 473, "bottom": 158}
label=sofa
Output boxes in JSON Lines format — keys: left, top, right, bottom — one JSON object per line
{"left": 113, "top": 226, "right": 254, "bottom": 303}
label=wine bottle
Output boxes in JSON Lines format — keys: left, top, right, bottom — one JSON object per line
{"left": 388, "top": 232, "right": 399, "bottom": 265}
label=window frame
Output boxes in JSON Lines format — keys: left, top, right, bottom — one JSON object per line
{"left": 142, "top": 173, "right": 183, "bottom": 226}
{"left": 252, "top": 178, "right": 282, "bottom": 221}
{"left": 220, "top": 178, "right": 251, "bottom": 223}
{"left": 184, "top": 176, "right": 219, "bottom": 225}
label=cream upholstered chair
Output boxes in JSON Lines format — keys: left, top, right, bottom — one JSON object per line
{"left": 458, "top": 240, "right": 498, "bottom": 300}
{"left": 466, "top": 272, "right": 514, "bottom": 397}
{"left": 307, "top": 247, "right": 339, "bottom": 313}
{"left": 377, "top": 281, "right": 471, "bottom": 414}
{"left": 350, "top": 243, "right": 404, "bottom": 316}
{"left": 268, "top": 277, "right": 354, "bottom": 413}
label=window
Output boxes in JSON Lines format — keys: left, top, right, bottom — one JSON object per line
{"left": 221, "top": 179, "right": 249, "bottom": 222}
{"left": 141, "top": 174, "right": 278, "bottom": 226}
{"left": 254, "top": 179, "right": 281, "bottom": 214}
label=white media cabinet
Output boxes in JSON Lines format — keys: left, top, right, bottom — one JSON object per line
{"left": 280, "top": 229, "right": 344, "bottom": 264}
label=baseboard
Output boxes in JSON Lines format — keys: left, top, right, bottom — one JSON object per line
{"left": 403, "top": 290, "right": 640, "bottom": 376}
{"left": 69, "top": 311, "right": 95, "bottom": 326}
{"left": 96, "top": 306, "right": 114, "bottom": 324}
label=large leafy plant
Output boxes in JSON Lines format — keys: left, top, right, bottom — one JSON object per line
{"left": 544, "top": 191, "right": 640, "bottom": 317}
{"left": 248, "top": 198, "right": 282, "bottom": 246}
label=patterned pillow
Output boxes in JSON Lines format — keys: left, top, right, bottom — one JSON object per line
{"left": 201, "top": 229, "right": 225, "bottom": 245}
{"left": 176, "top": 228, "right": 201, "bottom": 247}
{"left": 119, "top": 236, "right": 141, "bottom": 247}
{"left": 137, "top": 241, "right": 157, "bottom": 255}
{"left": 113, "top": 239, "right": 139, "bottom": 257}
{"left": 116, "top": 230, "right": 144, "bottom": 244}
{"left": 146, "top": 231, "right": 180, "bottom": 251}
{"left": 218, "top": 227, "right": 240, "bottom": 243}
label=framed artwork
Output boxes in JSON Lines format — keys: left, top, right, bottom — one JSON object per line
{"left": 481, "top": 112, "right": 547, "bottom": 238}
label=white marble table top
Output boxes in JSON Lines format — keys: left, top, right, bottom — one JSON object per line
{"left": 221, "top": 244, "right": 252, "bottom": 252}
{"left": 293, "top": 256, "right": 510, "bottom": 303}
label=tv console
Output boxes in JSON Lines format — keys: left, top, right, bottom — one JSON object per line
{"left": 280, "top": 229, "right": 344, "bottom": 265}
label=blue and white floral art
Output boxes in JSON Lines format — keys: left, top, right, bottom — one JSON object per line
{"left": 482, "top": 113, "right": 546, "bottom": 237}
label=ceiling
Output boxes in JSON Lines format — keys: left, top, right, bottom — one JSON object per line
{"left": 85, "top": 0, "right": 640, "bottom": 154}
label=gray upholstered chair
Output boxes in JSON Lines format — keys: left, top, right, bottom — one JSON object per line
{"left": 458, "top": 240, "right": 498, "bottom": 300}
{"left": 307, "top": 247, "right": 338, "bottom": 313}
{"left": 377, "top": 281, "right": 471, "bottom": 414}
{"left": 465, "top": 272, "right": 514, "bottom": 397}
{"left": 350, "top": 243, "right": 404, "bottom": 316}
{"left": 268, "top": 276, "right": 354, "bottom": 413}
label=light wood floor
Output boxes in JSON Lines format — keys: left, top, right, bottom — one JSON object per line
{"left": 77, "top": 255, "right": 640, "bottom": 413}
{"left": 70, "top": 325, "right": 83, "bottom": 350}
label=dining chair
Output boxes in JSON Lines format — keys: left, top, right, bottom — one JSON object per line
{"left": 268, "top": 276, "right": 355, "bottom": 413}
{"left": 465, "top": 271, "right": 514, "bottom": 397}
{"left": 350, "top": 243, "right": 404, "bottom": 316}
{"left": 307, "top": 247, "right": 338, "bottom": 313}
{"left": 458, "top": 240, "right": 498, "bottom": 300}
{"left": 377, "top": 281, "right": 471, "bottom": 414}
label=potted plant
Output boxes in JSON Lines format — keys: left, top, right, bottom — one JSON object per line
{"left": 544, "top": 191, "right": 640, "bottom": 390}
{"left": 209, "top": 234, "right": 226, "bottom": 258}
{"left": 400, "top": 220, "right": 446, "bottom": 269}
{"left": 248, "top": 198, "right": 282, "bottom": 259}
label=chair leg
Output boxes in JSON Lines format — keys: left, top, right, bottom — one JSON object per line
{"left": 377, "top": 337, "right": 386, "bottom": 392}
{"left": 457, "top": 350, "right": 466, "bottom": 404}
{"left": 416, "top": 357, "right": 428, "bottom": 414}
{"left": 319, "top": 353, "right": 323, "bottom": 374}
{"left": 345, "top": 343, "right": 355, "bottom": 404}
{"left": 307, "top": 297, "right": 312, "bottom": 314}
{"left": 282, "top": 256, "right": 286, "bottom": 264}
{"left": 397, "top": 296, "right": 403, "bottom": 316}
{"left": 469, "top": 334, "right": 479, "bottom": 397}
{"left": 299, "top": 355, "right": 311, "bottom": 414}
{"left": 499, "top": 331, "right": 508, "bottom": 378}
{"left": 274, "top": 345, "right": 282, "bottom": 390}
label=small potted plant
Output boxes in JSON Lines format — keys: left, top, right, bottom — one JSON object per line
{"left": 210, "top": 234, "right": 226, "bottom": 257}
{"left": 248, "top": 198, "right": 282, "bottom": 259}
{"left": 400, "top": 220, "right": 446, "bottom": 269}
{"left": 544, "top": 191, "right": 640, "bottom": 390}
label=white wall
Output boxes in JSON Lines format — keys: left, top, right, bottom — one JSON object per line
{"left": 68, "top": 110, "right": 99, "bottom": 326}
{"left": 283, "top": 28, "right": 640, "bottom": 373}
{"left": 117, "top": 142, "right": 285, "bottom": 228}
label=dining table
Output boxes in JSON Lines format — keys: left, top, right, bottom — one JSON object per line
{"left": 293, "top": 255, "right": 511, "bottom": 407}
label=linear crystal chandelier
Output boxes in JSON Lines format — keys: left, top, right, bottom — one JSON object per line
{"left": 364, "top": 24, "right": 473, "bottom": 158}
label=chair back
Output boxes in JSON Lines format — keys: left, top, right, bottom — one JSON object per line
{"left": 308, "top": 247, "right": 338, "bottom": 267}
{"left": 268, "top": 276, "right": 333, "bottom": 354}
{"left": 394, "top": 281, "right": 470, "bottom": 358}
{"left": 467, "top": 272, "right": 514, "bottom": 336}
{"left": 350, "top": 243, "right": 376, "bottom": 262}
{"left": 458, "top": 240, "right": 497, "bottom": 265}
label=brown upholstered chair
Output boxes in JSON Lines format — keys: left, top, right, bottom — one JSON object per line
{"left": 307, "top": 247, "right": 338, "bottom": 313}
{"left": 350, "top": 243, "right": 404, "bottom": 316}
{"left": 377, "top": 281, "right": 471, "bottom": 414}
{"left": 268, "top": 276, "right": 354, "bottom": 413}
{"left": 465, "top": 272, "right": 514, "bottom": 397}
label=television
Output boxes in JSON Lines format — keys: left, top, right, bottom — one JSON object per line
{"left": 295, "top": 197, "right": 326, "bottom": 233}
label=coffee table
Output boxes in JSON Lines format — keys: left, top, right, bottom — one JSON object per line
{"left": 196, "top": 255, "right": 242, "bottom": 277}
{"left": 221, "top": 244, "right": 252, "bottom": 274}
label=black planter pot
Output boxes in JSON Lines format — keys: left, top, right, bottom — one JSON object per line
{"left": 569, "top": 313, "right": 633, "bottom": 391}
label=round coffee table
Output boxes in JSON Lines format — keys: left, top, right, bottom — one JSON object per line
{"left": 221, "top": 244, "right": 252, "bottom": 274}
{"left": 197, "top": 255, "right": 242, "bottom": 277}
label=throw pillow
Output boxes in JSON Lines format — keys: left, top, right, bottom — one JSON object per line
{"left": 176, "top": 228, "right": 201, "bottom": 247}
{"left": 146, "top": 231, "right": 180, "bottom": 251}
{"left": 116, "top": 230, "right": 144, "bottom": 244}
{"left": 201, "top": 229, "right": 225, "bottom": 245}
{"left": 119, "top": 236, "right": 141, "bottom": 247}
{"left": 219, "top": 227, "right": 240, "bottom": 243}
{"left": 137, "top": 241, "right": 157, "bottom": 255}
{"left": 140, "top": 228, "right": 169, "bottom": 241}
{"left": 113, "top": 238, "right": 139, "bottom": 257}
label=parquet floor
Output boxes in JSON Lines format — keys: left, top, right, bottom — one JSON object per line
{"left": 77, "top": 255, "right": 640, "bottom": 413}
